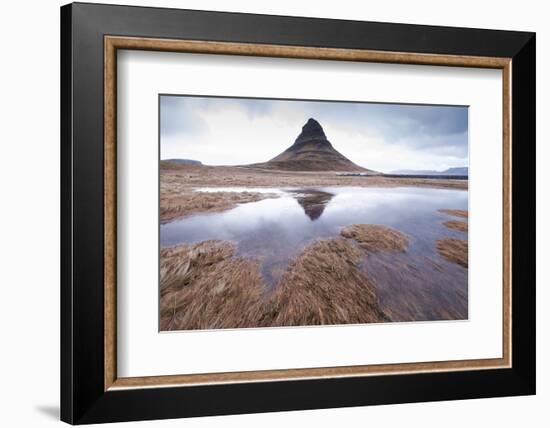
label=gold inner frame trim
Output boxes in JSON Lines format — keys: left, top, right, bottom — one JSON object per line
{"left": 104, "top": 35, "right": 512, "bottom": 391}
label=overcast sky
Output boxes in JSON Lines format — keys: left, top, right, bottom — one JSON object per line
{"left": 160, "top": 95, "right": 468, "bottom": 173}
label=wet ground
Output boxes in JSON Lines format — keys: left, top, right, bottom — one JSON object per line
{"left": 160, "top": 186, "right": 468, "bottom": 321}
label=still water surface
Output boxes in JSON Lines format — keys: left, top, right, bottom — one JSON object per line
{"left": 161, "top": 186, "right": 468, "bottom": 321}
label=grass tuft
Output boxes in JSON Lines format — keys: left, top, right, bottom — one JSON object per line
{"left": 442, "top": 220, "right": 468, "bottom": 232}
{"left": 160, "top": 237, "right": 390, "bottom": 331}
{"left": 436, "top": 238, "right": 468, "bottom": 267}
{"left": 438, "top": 209, "right": 468, "bottom": 218}
{"left": 340, "top": 224, "right": 408, "bottom": 252}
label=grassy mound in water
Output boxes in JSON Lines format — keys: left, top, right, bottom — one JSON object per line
{"left": 261, "top": 238, "right": 389, "bottom": 327}
{"left": 443, "top": 220, "right": 468, "bottom": 232}
{"left": 159, "top": 240, "right": 265, "bottom": 330}
{"left": 438, "top": 209, "right": 468, "bottom": 218}
{"left": 160, "top": 238, "right": 389, "bottom": 331}
{"left": 436, "top": 238, "right": 468, "bottom": 267}
{"left": 340, "top": 224, "right": 409, "bottom": 252}
{"left": 160, "top": 191, "right": 275, "bottom": 223}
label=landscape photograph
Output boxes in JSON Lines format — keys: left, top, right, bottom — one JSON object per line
{"left": 159, "top": 95, "right": 469, "bottom": 331}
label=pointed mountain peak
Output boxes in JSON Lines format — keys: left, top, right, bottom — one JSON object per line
{"left": 296, "top": 118, "right": 326, "bottom": 142}
{"left": 246, "top": 118, "right": 374, "bottom": 173}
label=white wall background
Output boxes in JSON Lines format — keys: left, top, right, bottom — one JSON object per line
{"left": 0, "top": 0, "right": 546, "bottom": 427}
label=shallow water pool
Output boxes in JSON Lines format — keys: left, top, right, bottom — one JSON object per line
{"left": 161, "top": 186, "right": 468, "bottom": 321}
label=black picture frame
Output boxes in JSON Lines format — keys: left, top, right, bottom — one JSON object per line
{"left": 61, "top": 2, "right": 536, "bottom": 424}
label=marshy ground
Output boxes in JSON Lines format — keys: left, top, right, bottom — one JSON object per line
{"left": 438, "top": 208, "right": 468, "bottom": 218}
{"left": 437, "top": 209, "right": 468, "bottom": 267}
{"left": 160, "top": 190, "right": 276, "bottom": 223}
{"left": 160, "top": 230, "right": 397, "bottom": 330}
{"left": 159, "top": 164, "right": 469, "bottom": 331}
{"left": 443, "top": 220, "right": 468, "bottom": 232}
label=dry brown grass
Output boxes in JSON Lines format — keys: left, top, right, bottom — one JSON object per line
{"left": 160, "top": 238, "right": 389, "bottom": 331}
{"left": 161, "top": 164, "right": 468, "bottom": 191}
{"left": 260, "top": 239, "right": 389, "bottom": 326}
{"left": 160, "top": 164, "right": 467, "bottom": 222}
{"left": 340, "top": 224, "right": 409, "bottom": 252}
{"left": 443, "top": 220, "right": 468, "bottom": 232}
{"left": 160, "top": 240, "right": 265, "bottom": 330}
{"left": 160, "top": 191, "right": 275, "bottom": 223}
{"left": 436, "top": 238, "right": 468, "bottom": 267}
{"left": 438, "top": 209, "right": 468, "bottom": 218}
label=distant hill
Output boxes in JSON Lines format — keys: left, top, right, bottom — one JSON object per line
{"left": 248, "top": 118, "right": 375, "bottom": 173}
{"left": 391, "top": 167, "right": 468, "bottom": 176}
{"left": 163, "top": 159, "right": 202, "bottom": 166}
{"left": 443, "top": 167, "right": 468, "bottom": 175}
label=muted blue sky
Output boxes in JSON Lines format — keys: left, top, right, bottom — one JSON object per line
{"left": 160, "top": 95, "right": 468, "bottom": 172}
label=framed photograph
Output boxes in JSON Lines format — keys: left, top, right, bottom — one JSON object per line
{"left": 61, "top": 2, "right": 535, "bottom": 424}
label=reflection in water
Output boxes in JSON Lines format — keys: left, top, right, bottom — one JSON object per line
{"left": 290, "top": 189, "right": 334, "bottom": 221}
{"left": 161, "top": 186, "right": 469, "bottom": 322}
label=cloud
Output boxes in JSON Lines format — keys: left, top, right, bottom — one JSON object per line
{"left": 160, "top": 95, "right": 468, "bottom": 172}
{"left": 160, "top": 96, "right": 206, "bottom": 138}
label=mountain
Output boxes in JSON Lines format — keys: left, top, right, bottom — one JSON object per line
{"left": 391, "top": 167, "right": 468, "bottom": 176}
{"left": 164, "top": 159, "right": 202, "bottom": 166}
{"left": 443, "top": 167, "right": 468, "bottom": 175}
{"left": 249, "top": 118, "right": 372, "bottom": 172}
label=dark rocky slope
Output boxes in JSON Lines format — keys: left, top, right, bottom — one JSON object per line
{"left": 250, "top": 118, "right": 373, "bottom": 172}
